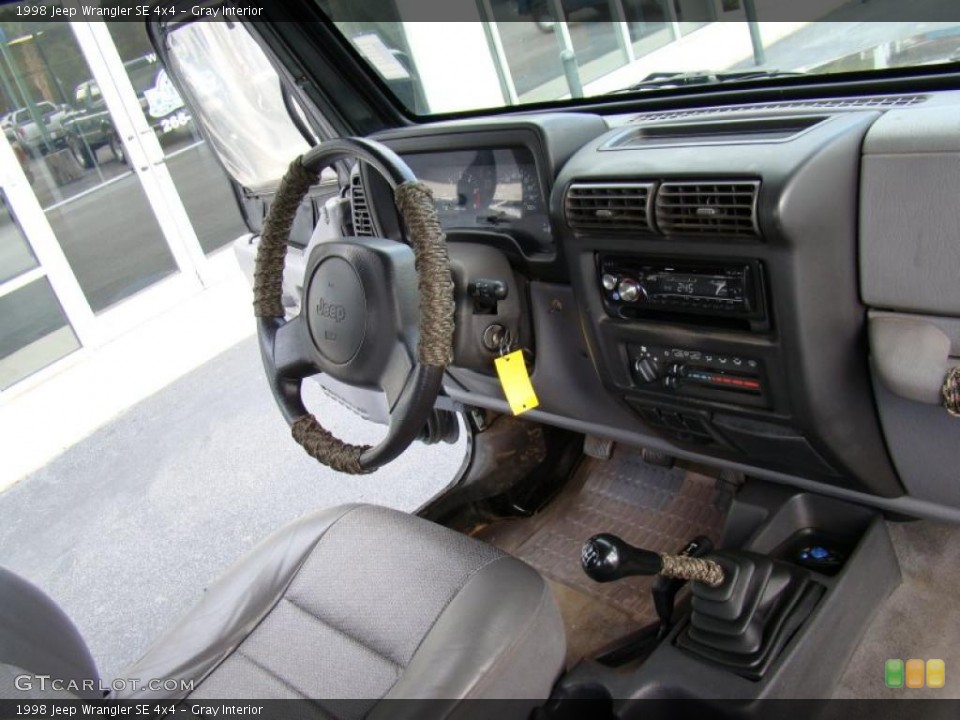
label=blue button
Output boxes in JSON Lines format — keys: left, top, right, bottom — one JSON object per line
{"left": 810, "top": 546, "right": 829, "bottom": 560}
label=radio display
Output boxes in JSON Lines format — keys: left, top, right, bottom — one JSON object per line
{"left": 598, "top": 256, "right": 765, "bottom": 325}
{"left": 658, "top": 274, "right": 744, "bottom": 301}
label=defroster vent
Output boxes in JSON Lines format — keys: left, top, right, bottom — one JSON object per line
{"left": 565, "top": 182, "right": 655, "bottom": 233}
{"left": 656, "top": 181, "right": 760, "bottom": 237}
{"left": 350, "top": 173, "right": 375, "bottom": 236}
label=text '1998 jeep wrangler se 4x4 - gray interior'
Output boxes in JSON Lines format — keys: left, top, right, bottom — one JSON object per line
{"left": 3, "top": 1, "right": 960, "bottom": 716}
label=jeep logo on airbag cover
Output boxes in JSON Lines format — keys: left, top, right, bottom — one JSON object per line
{"left": 306, "top": 256, "right": 366, "bottom": 365}
{"left": 315, "top": 298, "right": 346, "bottom": 323}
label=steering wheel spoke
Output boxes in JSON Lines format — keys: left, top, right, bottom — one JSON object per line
{"left": 382, "top": 343, "right": 416, "bottom": 412}
{"left": 272, "top": 315, "right": 320, "bottom": 381}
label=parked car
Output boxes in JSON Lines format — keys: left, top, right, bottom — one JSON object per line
{"left": 1, "top": 110, "right": 18, "bottom": 144}
{"left": 63, "top": 57, "right": 193, "bottom": 168}
{"left": 62, "top": 80, "right": 125, "bottom": 168}
{"left": 11, "top": 101, "right": 70, "bottom": 158}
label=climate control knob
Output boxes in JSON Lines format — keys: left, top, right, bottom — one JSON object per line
{"left": 617, "top": 278, "right": 645, "bottom": 303}
{"left": 634, "top": 355, "right": 660, "bottom": 384}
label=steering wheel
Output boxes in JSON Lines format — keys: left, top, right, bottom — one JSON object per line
{"left": 253, "top": 138, "right": 455, "bottom": 474}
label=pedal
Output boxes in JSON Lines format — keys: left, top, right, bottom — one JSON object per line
{"left": 714, "top": 469, "right": 744, "bottom": 512}
{"left": 640, "top": 447, "right": 674, "bottom": 467}
{"left": 583, "top": 435, "right": 614, "bottom": 460}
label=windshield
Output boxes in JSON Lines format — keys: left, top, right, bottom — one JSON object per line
{"left": 317, "top": 2, "right": 960, "bottom": 115}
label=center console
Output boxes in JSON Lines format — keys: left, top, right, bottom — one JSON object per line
{"left": 553, "top": 111, "right": 903, "bottom": 498}
{"left": 547, "top": 483, "right": 901, "bottom": 708}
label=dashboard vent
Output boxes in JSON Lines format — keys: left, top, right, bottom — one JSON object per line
{"left": 656, "top": 181, "right": 760, "bottom": 237}
{"left": 630, "top": 95, "right": 928, "bottom": 123}
{"left": 565, "top": 182, "right": 655, "bottom": 232}
{"left": 350, "top": 173, "right": 375, "bottom": 236}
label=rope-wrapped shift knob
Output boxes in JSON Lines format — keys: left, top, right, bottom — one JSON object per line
{"left": 660, "top": 553, "right": 725, "bottom": 587}
{"left": 581, "top": 533, "right": 726, "bottom": 588}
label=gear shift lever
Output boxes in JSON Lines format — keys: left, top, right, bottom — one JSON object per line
{"left": 581, "top": 533, "right": 718, "bottom": 667}
{"left": 581, "top": 533, "right": 725, "bottom": 586}
{"left": 652, "top": 535, "right": 714, "bottom": 638}
{"left": 581, "top": 534, "right": 822, "bottom": 679}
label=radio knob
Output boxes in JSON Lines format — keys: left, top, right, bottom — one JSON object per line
{"left": 634, "top": 355, "right": 660, "bottom": 384}
{"left": 617, "top": 278, "right": 646, "bottom": 303}
{"left": 601, "top": 273, "right": 618, "bottom": 291}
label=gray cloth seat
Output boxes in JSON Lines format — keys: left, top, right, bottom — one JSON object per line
{"left": 2, "top": 504, "right": 566, "bottom": 711}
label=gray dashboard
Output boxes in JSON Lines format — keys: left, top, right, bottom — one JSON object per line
{"left": 360, "top": 92, "right": 960, "bottom": 520}
{"left": 859, "top": 105, "right": 960, "bottom": 508}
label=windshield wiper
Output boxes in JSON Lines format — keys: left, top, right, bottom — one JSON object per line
{"left": 611, "top": 69, "right": 806, "bottom": 94}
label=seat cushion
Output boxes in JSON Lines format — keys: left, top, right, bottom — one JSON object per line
{"left": 116, "top": 504, "right": 565, "bottom": 709}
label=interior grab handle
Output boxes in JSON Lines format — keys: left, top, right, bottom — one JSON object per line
{"left": 870, "top": 315, "right": 957, "bottom": 412}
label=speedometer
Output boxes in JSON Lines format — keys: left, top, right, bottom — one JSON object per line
{"left": 400, "top": 146, "right": 549, "bottom": 254}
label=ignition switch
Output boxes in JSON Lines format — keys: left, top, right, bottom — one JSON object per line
{"left": 482, "top": 323, "right": 508, "bottom": 353}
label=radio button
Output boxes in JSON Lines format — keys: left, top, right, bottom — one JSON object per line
{"left": 618, "top": 278, "right": 645, "bottom": 303}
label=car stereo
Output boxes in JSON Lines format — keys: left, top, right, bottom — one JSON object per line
{"left": 598, "top": 256, "right": 767, "bottom": 325}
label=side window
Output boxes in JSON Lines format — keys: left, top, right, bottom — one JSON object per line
{"left": 165, "top": 21, "right": 312, "bottom": 192}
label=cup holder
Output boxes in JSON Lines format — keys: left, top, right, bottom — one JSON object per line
{"left": 770, "top": 527, "right": 860, "bottom": 576}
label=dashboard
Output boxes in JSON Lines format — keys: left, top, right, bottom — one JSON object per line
{"left": 352, "top": 92, "right": 960, "bottom": 514}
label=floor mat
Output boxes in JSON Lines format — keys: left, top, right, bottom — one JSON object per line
{"left": 834, "top": 519, "right": 960, "bottom": 699}
{"left": 474, "top": 447, "right": 728, "bottom": 661}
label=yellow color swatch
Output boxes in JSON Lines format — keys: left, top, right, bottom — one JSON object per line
{"left": 905, "top": 659, "right": 925, "bottom": 688}
{"left": 926, "top": 659, "right": 945, "bottom": 689}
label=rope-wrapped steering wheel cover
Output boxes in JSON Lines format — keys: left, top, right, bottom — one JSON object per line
{"left": 945, "top": 366, "right": 960, "bottom": 418}
{"left": 253, "top": 148, "right": 454, "bottom": 474}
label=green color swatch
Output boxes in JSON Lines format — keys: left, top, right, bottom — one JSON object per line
{"left": 885, "top": 659, "right": 905, "bottom": 688}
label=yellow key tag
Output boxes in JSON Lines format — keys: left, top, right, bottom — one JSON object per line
{"left": 494, "top": 350, "right": 539, "bottom": 415}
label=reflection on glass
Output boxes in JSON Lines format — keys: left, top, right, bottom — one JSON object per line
{"left": 0, "top": 190, "right": 39, "bottom": 284}
{"left": 166, "top": 144, "right": 248, "bottom": 254}
{"left": 0, "top": 20, "right": 130, "bottom": 208}
{"left": 108, "top": 22, "right": 247, "bottom": 255}
{"left": 0, "top": 277, "right": 80, "bottom": 390}
{"left": 491, "top": 4, "right": 568, "bottom": 99}
{"left": 491, "top": 3, "right": 627, "bottom": 101}
{"left": 0, "top": 14, "right": 181, "bottom": 313}
{"left": 45, "top": 173, "right": 176, "bottom": 313}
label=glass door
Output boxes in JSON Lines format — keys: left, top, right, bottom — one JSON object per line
{"left": 0, "top": 128, "right": 92, "bottom": 392}
{"left": 0, "top": 15, "right": 199, "bottom": 322}
{"left": 0, "top": 7, "right": 252, "bottom": 375}
{"left": 104, "top": 22, "right": 248, "bottom": 258}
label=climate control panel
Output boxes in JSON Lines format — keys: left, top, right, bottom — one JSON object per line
{"left": 628, "top": 344, "right": 768, "bottom": 407}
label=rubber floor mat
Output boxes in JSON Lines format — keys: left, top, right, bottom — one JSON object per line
{"left": 511, "top": 449, "right": 728, "bottom": 626}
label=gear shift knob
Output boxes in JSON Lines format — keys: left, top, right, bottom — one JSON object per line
{"left": 581, "top": 533, "right": 663, "bottom": 582}
{"left": 581, "top": 533, "right": 726, "bottom": 586}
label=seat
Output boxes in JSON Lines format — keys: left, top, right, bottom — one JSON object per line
{"left": 1, "top": 504, "right": 566, "bottom": 710}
